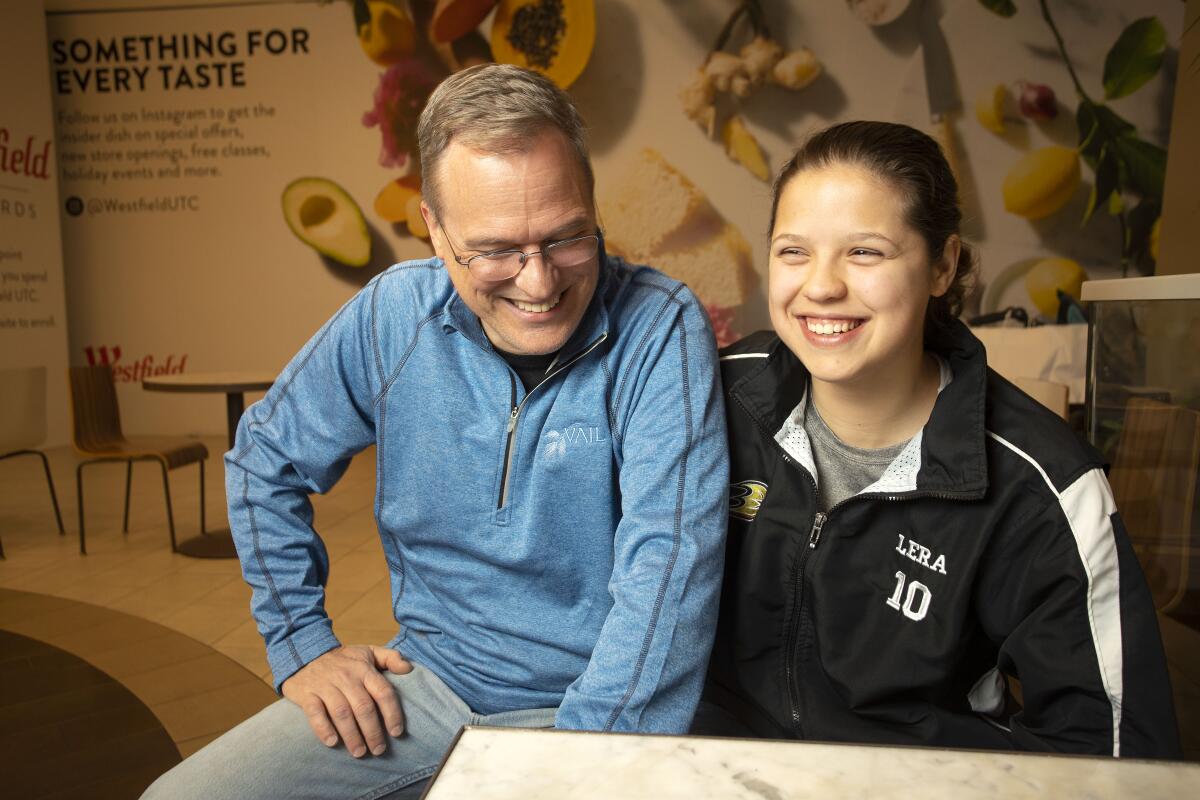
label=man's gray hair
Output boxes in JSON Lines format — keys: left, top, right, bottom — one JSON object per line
{"left": 417, "top": 63, "right": 593, "bottom": 220}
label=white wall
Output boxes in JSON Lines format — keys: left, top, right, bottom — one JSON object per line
{"left": 1, "top": 0, "right": 71, "bottom": 446}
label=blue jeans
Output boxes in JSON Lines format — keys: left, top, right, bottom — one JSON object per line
{"left": 141, "top": 663, "right": 557, "bottom": 799}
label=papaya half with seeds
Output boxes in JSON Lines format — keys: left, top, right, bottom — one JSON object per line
{"left": 490, "top": 0, "right": 594, "bottom": 89}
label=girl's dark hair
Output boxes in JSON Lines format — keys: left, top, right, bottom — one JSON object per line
{"left": 769, "top": 120, "right": 977, "bottom": 336}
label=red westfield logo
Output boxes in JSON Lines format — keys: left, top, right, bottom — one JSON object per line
{"left": 83, "top": 345, "right": 188, "bottom": 382}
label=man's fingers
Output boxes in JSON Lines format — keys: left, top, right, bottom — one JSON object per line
{"left": 343, "top": 683, "right": 388, "bottom": 756}
{"left": 327, "top": 689, "right": 371, "bottom": 758}
{"left": 280, "top": 646, "right": 405, "bottom": 756}
{"left": 371, "top": 646, "right": 413, "bottom": 675}
{"left": 365, "top": 668, "right": 405, "bottom": 738}
{"left": 299, "top": 696, "right": 340, "bottom": 748}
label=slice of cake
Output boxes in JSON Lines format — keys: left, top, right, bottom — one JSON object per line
{"left": 645, "top": 224, "right": 753, "bottom": 308}
{"left": 600, "top": 148, "right": 755, "bottom": 308}
{"left": 600, "top": 149, "right": 724, "bottom": 258}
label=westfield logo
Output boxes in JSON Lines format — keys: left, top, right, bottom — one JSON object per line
{"left": 0, "top": 128, "right": 52, "bottom": 180}
{"left": 83, "top": 345, "right": 188, "bottom": 382}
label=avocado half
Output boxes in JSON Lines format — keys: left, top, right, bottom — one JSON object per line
{"left": 281, "top": 177, "right": 371, "bottom": 267}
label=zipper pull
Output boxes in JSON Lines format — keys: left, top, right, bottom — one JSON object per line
{"left": 506, "top": 406, "right": 519, "bottom": 433}
{"left": 808, "top": 512, "right": 826, "bottom": 549}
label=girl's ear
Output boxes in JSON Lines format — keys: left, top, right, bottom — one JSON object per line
{"left": 931, "top": 234, "right": 960, "bottom": 298}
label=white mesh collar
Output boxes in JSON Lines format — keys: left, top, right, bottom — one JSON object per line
{"left": 773, "top": 356, "right": 953, "bottom": 499}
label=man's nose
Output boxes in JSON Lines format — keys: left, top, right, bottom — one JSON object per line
{"left": 801, "top": 257, "right": 847, "bottom": 303}
{"left": 514, "top": 250, "right": 558, "bottom": 295}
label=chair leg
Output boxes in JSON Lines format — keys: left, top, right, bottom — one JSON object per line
{"left": 76, "top": 462, "right": 87, "bottom": 555}
{"left": 199, "top": 459, "right": 207, "bottom": 535}
{"left": 34, "top": 450, "right": 65, "bottom": 536}
{"left": 122, "top": 460, "right": 133, "bottom": 534}
{"left": 0, "top": 534, "right": 5, "bottom": 559}
{"left": 159, "top": 460, "right": 178, "bottom": 552}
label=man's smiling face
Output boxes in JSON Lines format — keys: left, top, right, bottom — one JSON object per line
{"left": 422, "top": 128, "right": 599, "bottom": 356}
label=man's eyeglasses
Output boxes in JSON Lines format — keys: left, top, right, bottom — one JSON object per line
{"left": 442, "top": 230, "right": 601, "bottom": 283}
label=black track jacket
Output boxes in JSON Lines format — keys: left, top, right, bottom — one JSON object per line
{"left": 706, "top": 321, "right": 1181, "bottom": 759}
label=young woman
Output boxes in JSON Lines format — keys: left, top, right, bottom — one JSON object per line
{"left": 702, "top": 121, "right": 1181, "bottom": 758}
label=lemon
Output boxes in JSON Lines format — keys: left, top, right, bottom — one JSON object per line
{"left": 1002, "top": 146, "right": 1081, "bottom": 220}
{"left": 1025, "top": 257, "right": 1087, "bottom": 317}
{"left": 359, "top": 1, "right": 416, "bottom": 67}
{"left": 974, "top": 83, "right": 1006, "bottom": 135}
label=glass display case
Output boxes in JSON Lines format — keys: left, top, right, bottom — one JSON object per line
{"left": 1083, "top": 273, "right": 1200, "bottom": 759}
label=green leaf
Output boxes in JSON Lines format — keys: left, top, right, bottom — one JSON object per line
{"left": 979, "top": 0, "right": 1017, "bottom": 17}
{"left": 1077, "top": 102, "right": 1101, "bottom": 164}
{"left": 1126, "top": 200, "right": 1161, "bottom": 274}
{"left": 1083, "top": 147, "right": 1119, "bottom": 225}
{"left": 1076, "top": 100, "right": 1136, "bottom": 166}
{"left": 1111, "top": 136, "right": 1167, "bottom": 199}
{"left": 1103, "top": 17, "right": 1166, "bottom": 100}
{"left": 352, "top": 0, "right": 370, "bottom": 35}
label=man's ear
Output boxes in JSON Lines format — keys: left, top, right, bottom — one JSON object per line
{"left": 421, "top": 200, "right": 449, "bottom": 264}
{"left": 931, "top": 234, "right": 960, "bottom": 298}
{"left": 420, "top": 200, "right": 438, "bottom": 242}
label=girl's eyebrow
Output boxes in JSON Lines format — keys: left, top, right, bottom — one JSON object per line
{"left": 849, "top": 232, "right": 898, "bottom": 247}
{"left": 770, "top": 233, "right": 808, "bottom": 246}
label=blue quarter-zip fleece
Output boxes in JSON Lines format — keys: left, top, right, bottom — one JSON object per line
{"left": 226, "top": 253, "right": 728, "bottom": 733}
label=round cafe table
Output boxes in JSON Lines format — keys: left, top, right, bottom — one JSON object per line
{"left": 143, "top": 371, "right": 275, "bottom": 558}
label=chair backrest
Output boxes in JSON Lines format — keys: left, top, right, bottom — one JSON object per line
{"left": 1013, "top": 377, "right": 1070, "bottom": 420}
{"left": 0, "top": 366, "right": 48, "bottom": 452}
{"left": 1108, "top": 396, "right": 1200, "bottom": 612}
{"left": 68, "top": 365, "right": 126, "bottom": 453}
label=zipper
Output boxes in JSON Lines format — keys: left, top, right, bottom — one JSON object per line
{"left": 496, "top": 377, "right": 519, "bottom": 509}
{"left": 784, "top": 507, "right": 825, "bottom": 733}
{"left": 807, "top": 511, "right": 826, "bottom": 549}
{"left": 495, "top": 332, "right": 609, "bottom": 509}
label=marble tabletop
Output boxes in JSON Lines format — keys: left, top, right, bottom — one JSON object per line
{"left": 422, "top": 727, "right": 1199, "bottom": 799}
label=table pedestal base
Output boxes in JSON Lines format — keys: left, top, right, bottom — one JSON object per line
{"left": 177, "top": 526, "right": 239, "bottom": 558}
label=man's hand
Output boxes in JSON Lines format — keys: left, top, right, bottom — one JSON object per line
{"left": 281, "top": 645, "right": 413, "bottom": 757}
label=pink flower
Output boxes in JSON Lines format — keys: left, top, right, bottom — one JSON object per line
{"left": 704, "top": 304, "right": 740, "bottom": 348}
{"left": 362, "top": 58, "right": 440, "bottom": 169}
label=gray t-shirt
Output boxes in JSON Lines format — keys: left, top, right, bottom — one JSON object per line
{"left": 804, "top": 401, "right": 908, "bottom": 512}
{"left": 803, "top": 356, "right": 952, "bottom": 511}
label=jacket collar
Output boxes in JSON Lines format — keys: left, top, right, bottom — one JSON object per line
{"left": 729, "top": 319, "right": 989, "bottom": 499}
{"left": 441, "top": 238, "right": 613, "bottom": 362}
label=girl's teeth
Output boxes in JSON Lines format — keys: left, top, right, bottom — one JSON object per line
{"left": 806, "top": 319, "right": 861, "bottom": 335}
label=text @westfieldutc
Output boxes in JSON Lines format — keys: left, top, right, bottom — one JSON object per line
{"left": 65, "top": 194, "right": 201, "bottom": 216}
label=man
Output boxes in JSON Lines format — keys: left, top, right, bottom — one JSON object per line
{"left": 143, "top": 64, "right": 728, "bottom": 798}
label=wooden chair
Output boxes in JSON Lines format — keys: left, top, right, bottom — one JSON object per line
{"left": 0, "top": 366, "right": 65, "bottom": 558}
{"left": 1108, "top": 397, "right": 1200, "bottom": 613}
{"left": 68, "top": 365, "right": 209, "bottom": 554}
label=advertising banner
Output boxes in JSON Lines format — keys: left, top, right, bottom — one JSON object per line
{"left": 48, "top": 0, "right": 421, "bottom": 436}
{"left": 46, "top": 0, "right": 1184, "bottom": 437}
{"left": 2, "top": 0, "right": 71, "bottom": 445}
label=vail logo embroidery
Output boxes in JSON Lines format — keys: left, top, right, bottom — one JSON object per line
{"left": 542, "top": 423, "right": 607, "bottom": 460}
{"left": 729, "top": 480, "right": 768, "bottom": 521}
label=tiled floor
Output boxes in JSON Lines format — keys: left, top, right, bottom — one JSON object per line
{"left": 0, "top": 438, "right": 398, "bottom": 762}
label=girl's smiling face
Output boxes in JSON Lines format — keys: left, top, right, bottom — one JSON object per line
{"left": 768, "top": 162, "right": 958, "bottom": 391}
